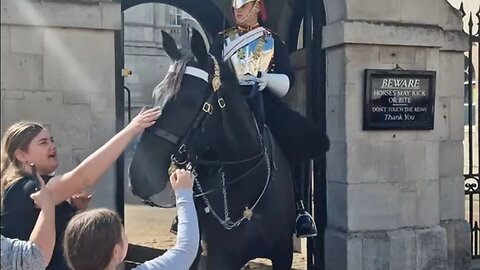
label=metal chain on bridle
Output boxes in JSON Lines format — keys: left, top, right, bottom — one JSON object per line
{"left": 191, "top": 132, "right": 271, "bottom": 230}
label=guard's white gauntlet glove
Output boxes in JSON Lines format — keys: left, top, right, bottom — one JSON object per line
{"left": 256, "top": 72, "right": 290, "bottom": 97}
{"left": 256, "top": 72, "right": 269, "bottom": 91}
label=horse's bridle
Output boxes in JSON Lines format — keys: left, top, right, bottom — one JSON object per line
{"left": 148, "top": 54, "right": 265, "bottom": 180}
{"left": 146, "top": 54, "right": 273, "bottom": 229}
{"left": 150, "top": 57, "right": 222, "bottom": 147}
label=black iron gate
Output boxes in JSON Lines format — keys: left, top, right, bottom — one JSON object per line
{"left": 305, "top": 0, "right": 326, "bottom": 269}
{"left": 286, "top": 0, "right": 326, "bottom": 268}
{"left": 462, "top": 3, "right": 480, "bottom": 259}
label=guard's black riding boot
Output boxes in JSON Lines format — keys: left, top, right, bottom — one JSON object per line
{"left": 170, "top": 216, "right": 178, "bottom": 235}
{"left": 295, "top": 200, "right": 317, "bottom": 238}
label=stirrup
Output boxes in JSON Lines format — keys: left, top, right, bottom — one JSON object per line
{"left": 295, "top": 211, "right": 317, "bottom": 238}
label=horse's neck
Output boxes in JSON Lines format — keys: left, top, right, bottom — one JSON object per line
{"left": 217, "top": 85, "right": 261, "bottom": 158}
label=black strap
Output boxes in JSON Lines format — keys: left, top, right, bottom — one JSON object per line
{"left": 142, "top": 198, "right": 176, "bottom": 208}
{"left": 152, "top": 129, "right": 180, "bottom": 144}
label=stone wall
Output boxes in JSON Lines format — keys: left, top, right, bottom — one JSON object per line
{"left": 0, "top": 0, "right": 121, "bottom": 210}
{"left": 322, "top": 0, "right": 470, "bottom": 269}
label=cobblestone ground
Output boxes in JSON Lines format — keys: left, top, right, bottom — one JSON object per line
{"left": 124, "top": 203, "right": 307, "bottom": 269}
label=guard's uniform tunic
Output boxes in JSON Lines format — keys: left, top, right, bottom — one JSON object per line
{"left": 210, "top": 26, "right": 329, "bottom": 162}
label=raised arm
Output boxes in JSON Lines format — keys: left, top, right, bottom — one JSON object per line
{"left": 28, "top": 173, "right": 55, "bottom": 266}
{"left": 0, "top": 174, "right": 55, "bottom": 270}
{"left": 47, "top": 107, "right": 161, "bottom": 204}
{"left": 135, "top": 170, "right": 199, "bottom": 270}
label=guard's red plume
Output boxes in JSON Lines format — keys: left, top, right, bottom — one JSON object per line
{"left": 259, "top": 0, "right": 268, "bottom": 22}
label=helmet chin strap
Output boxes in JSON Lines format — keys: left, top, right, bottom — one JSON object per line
{"left": 235, "top": 0, "right": 260, "bottom": 26}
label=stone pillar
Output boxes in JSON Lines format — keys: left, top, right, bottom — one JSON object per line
{"left": 323, "top": 0, "right": 470, "bottom": 269}
{"left": 0, "top": 0, "right": 121, "bottom": 210}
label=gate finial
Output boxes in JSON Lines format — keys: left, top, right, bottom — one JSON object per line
{"left": 468, "top": 12, "right": 474, "bottom": 33}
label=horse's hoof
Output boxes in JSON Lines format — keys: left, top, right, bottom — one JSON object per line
{"left": 170, "top": 215, "right": 178, "bottom": 235}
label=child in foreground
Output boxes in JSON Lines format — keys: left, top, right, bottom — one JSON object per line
{"left": 1, "top": 172, "right": 55, "bottom": 269}
{"left": 63, "top": 169, "right": 199, "bottom": 270}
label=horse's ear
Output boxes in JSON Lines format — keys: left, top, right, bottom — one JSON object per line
{"left": 191, "top": 29, "right": 208, "bottom": 66}
{"left": 161, "top": 30, "right": 182, "bottom": 61}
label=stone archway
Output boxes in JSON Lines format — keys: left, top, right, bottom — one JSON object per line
{"left": 116, "top": 0, "right": 329, "bottom": 268}
{"left": 122, "top": 0, "right": 225, "bottom": 38}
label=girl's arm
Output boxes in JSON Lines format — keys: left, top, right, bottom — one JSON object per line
{"left": 1, "top": 173, "right": 56, "bottom": 269}
{"left": 28, "top": 204, "right": 55, "bottom": 266}
{"left": 47, "top": 107, "right": 161, "bottom": 204}
{"left": 29, "top": 173, "right": 55, "bottom": 266}
{"left": 134, "top": 189, "right": 199, "bottom": 270}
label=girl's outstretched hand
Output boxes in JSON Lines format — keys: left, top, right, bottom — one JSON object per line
{"left": 126, "top": 107, "right": 162, "bottom": 135}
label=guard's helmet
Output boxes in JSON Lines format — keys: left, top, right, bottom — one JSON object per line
{"left": 232, "top": 0, "right": 257, "bottom": 8}
{"left": 232, "top": 0, "right": 267, "bottom": 22}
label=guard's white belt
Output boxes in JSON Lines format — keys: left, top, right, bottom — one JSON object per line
{"left": 223, "top": 27, "right": 265, "bottom": 61}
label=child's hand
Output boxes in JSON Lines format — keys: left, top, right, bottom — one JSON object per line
{"left": 30, "top": 173, "right": 54, "bottom": 211}
{"left": 70, "top": 193, "right": 93, "bottom": 211}
{"left": 169, "top": 169, "right": 194, "bottom": 191}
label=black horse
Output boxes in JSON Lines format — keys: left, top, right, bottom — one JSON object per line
{"left": 129, "top": 29, "right": 297, "bottom": 270}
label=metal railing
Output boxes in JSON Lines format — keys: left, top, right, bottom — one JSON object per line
{"left": 462, "top": 3, "right": 480, "bottom": 259}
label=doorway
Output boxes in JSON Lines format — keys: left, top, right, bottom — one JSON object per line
{"left": 115, "top": 0, "right": 327, "bottom": 268}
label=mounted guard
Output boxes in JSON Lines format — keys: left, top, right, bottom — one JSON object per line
{"left": 206, "top": 0, "right": 330, "bottom": 238}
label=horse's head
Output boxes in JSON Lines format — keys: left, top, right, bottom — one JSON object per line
{"left": 128, "top": 29, "right": 259, "bottom": 204}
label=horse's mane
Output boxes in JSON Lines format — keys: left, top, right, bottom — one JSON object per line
{"left": 152, "top": 55, "right": 192, "bottom": 110}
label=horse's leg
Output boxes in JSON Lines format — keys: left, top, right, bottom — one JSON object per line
{"left": 271, "top": 237, "right": 293, "bottom": 270}
{"left": 206, "top": 254, "right": 230, "bottom": 270}
{"left": 206, "top": 246, "right": 244, "bottom": 270}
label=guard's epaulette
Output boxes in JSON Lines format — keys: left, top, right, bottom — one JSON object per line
{"left": 263, "top": 27, "right": 276, "bottom": 36}
{"left": 218, "top": 27, "right": 239, "bottom": 42}
{"left": 218, "top": 27, "right": 238, "bottom": 35}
